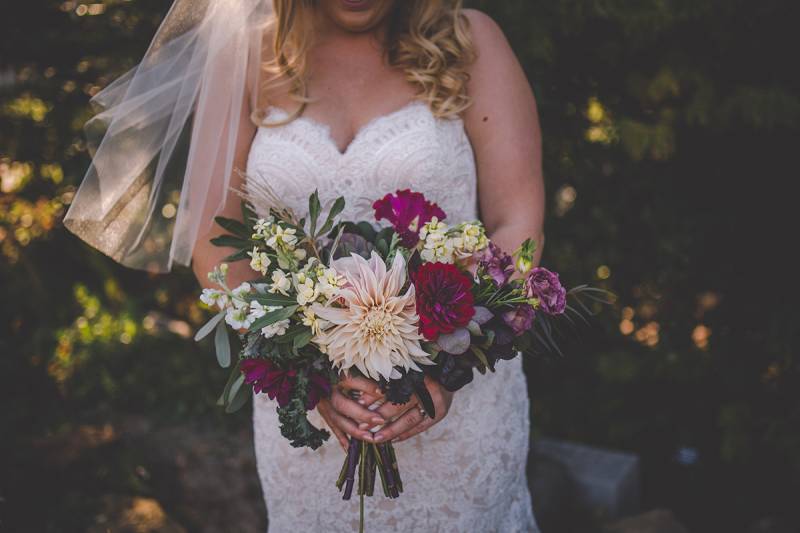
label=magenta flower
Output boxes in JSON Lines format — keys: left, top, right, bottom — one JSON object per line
{"left": 373, "top": 189, "right": 446, "bottom": 247}
{"left": 502, "top": 304, "right": 536, "bottom": 336}
{"left": 240, "top": 358, "right": 297, "bottom": 407}
{"left": 478, "top": 243, "right": 514, "bottom": 287}
{"left": 525, "top": 267, "right": 567, "bottom": 315}
{"left": 414, "top": 262, "right": 475, "bottom": 340}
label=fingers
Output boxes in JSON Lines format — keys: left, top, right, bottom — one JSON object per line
{"left": 318, "top": 395, "right": 376, "bottom": 443}
{"left": 317, "top": 400, "right": 348, "bottom": 451}
{"left": 330, "top": 388, "right": 386, "bottom": 428}
{"left": 376, "top": 396, "right": 418, "bottom": 421}
{"left": 373, "top": 405, "right": 432, "bottom": 443}
{"left": 338, "top": 374, "right": 384, "bottom": 398}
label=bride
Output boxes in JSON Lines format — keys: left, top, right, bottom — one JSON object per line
{"left": 66, "top": 0, "right": 544, "bottom": 531}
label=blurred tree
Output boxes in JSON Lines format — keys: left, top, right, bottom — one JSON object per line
{"left": 1, "top": 0, "right": 798, "bottom": 531}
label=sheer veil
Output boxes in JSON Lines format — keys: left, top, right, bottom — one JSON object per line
{"left": 63, "top": 0, "right": 272, "bottom": 272}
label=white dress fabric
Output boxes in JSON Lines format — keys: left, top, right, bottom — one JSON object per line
{"left": 245, "top": 100, "right": 539, "bottom": 532}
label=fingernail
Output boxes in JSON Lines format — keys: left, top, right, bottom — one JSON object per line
{"left": 391, "top": 438, "right": 399, "bottom": 443}
{"left": 362, "top": 433, "right": 374, "bottom": 441}
{"left": 371, "top": 417, "right": 385, "bottom": 425}
{"left": 358, "top": 422, "right": 368, "bottom": 430}
{"left": 374, "top": 434, "right": 384, "bottom": 442}
{"left": 357, "top": 399, "right": 366, "bottom": 405}
{"left": 374, "top": 387, "right": 382, "bottom": 395}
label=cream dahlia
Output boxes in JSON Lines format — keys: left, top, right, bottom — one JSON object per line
{"left": 311, "top": 252, "right": 432, "bottom": 381}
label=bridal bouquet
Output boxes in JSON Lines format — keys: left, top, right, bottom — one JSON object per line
{"left": 195, "top": 189, "right": 601, "bottom": 527}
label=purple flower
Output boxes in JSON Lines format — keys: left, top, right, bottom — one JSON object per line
{"left": 306, "top": 373, "right": 332, "bottom": 410}
{"left": 525, "top": 267, "right": 567, "bottom": 315}
{"left": 373, "top": 189, "right": 446, "bottom": 247}
{"left": 478, "top": 243, "right": 514, "bottom": 287}
{"left": 502, "top": 304, "right": 536, "bottom": 335}
{"left": 240, "top": 358, "right": 296, "bottom": 407}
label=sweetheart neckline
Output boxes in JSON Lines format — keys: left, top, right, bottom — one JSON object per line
{"left": 260, "top": 99, "right": 461, "bottom": 157}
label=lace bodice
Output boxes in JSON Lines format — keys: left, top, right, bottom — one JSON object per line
{"left": 245, "top": 101, "right": 538, "bottom": 533}
{"left": 245, "top": 100, "right": 478, "bottom": 226}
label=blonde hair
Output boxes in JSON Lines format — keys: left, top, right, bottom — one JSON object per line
{"left": 256, "top": 0, "right": 475, "bottom": 124}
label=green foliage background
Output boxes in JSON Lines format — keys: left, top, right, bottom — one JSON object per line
{"left": 1, "top": 1, "right": 798, "bottom": 531}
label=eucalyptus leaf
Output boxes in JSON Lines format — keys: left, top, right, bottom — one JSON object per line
{"left": 214, "top": 319, "right": 231, "bottom": 368}
{"left": 194, "top": 311, "right": 225, "bottom": 342}
{"left": 467, "top": 320, "right": 482, "bottom": 337}
{"left": 472, "top": 306, "right": 494, "bottom": 325}
{"left": 217, "top": 360, "right": 242, "bottom": 406}
{"left": 223, "top": 249, "right": 251, "bottom": 262}
{"left": 225, "top": 375, "right": 250, "bottom": 413}
{"left": 437, "top": 328, "right": 471, "bottom": 355}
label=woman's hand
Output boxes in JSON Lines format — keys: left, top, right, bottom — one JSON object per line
{"left": 372, "top": 376, "right": 454, "bottom": 444}
{"left": 317, "top": 375, "right": 387, "bottom": 451}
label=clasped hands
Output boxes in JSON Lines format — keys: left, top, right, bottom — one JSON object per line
{"left": 317, "top": 374, "right": 454, "bottom": 451}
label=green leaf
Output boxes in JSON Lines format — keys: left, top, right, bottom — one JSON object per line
{"left": 317, "top": 196, "right": 346, "bottom": 236}
{"left": 308, "top": 190, "right": 322, "bottom": 236}
{"left": 292, "top": 329, "right": 313, "bottom": 350}
{"left": 214, "top": 216, "right": 251, "bottom": 238}
{"left": 471, "top": 346, "right": 491, "bottom": 374}
{"left": 356, "top": 221, "right": 377, "bottom": 241}
{"left": 249, "top": 305, "right": 299, "bottom": 331}
{"left": 250, "top": 293, "right": 296, "bottom": 307}
{"left": 241, "top": 200, "right": 257, "bottom": 226}
{"left": 214, "top": 319, "right": 231, "bottom": 368}
{"left": 414, "top": 380, "right": 436, "bottom": 419}
{"left": 217, "top": 360, "right": 242, "bottom": 406}
{"left": 194, "top": 311, "right": 225, "bottom": 342}
{"left": 210, "top": 235, "right": 251, "bottom": 249}
{"left": 225, "top": 375, "right": 250, "bottom": 413}
{"left": 274, "top": 324, "right": 311, "bottom": 344}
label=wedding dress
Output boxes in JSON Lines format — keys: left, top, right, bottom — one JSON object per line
{"left": 245, "top": 100, "right": 539, "bottom": 533}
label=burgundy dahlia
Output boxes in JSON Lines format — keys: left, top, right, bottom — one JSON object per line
{"left": 414, "top": 262, "right": 475, "bottom": 340}
{"left": 525, "top": 267, "right": 567, "bottom": 315}
{"left": 478, "top": 243, "right": 514, "bottom": 287}
{"left": 502, "top": 304, "right": 536, "bottom": 336}
{"left": 240, "top": 358, "right": 297, "bottom": 407}
{"left": 373, "top": 189, "right": 446, "bottom": 247}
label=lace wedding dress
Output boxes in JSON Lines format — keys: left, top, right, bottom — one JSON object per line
{"left": 245, "top": 100, "right": 539, "bottom": 532}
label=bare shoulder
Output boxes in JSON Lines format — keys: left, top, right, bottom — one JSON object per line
{"left": 461, "top": 8, "right": 514, "bottom": 60}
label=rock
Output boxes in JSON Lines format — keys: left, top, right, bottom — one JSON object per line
{"left": 605, "top": 509, "right": 689, "bottom": 533}
{"left": 87, "top": 496, "right": 187, "bottom": 533}
{"left": 534, "top": 437, "right": 641, "bottom": 520}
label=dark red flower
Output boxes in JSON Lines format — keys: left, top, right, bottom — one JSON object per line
{"left": 413, "top": 262, "right": 475, "bottom": 340}
{"left": 373, "top": 189, "right": 446, "bottom": 247}
{"left": 241, "top": 358, "right": 296, "bottom": 407}
{"left": 305, "top": 373, "right": 332, "bottom": 410}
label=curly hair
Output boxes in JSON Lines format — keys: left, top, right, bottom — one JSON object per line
{"left": 256, "top": 0, "right": 475, "bottom": 125}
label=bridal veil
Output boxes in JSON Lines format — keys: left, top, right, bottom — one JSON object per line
{"left": 64, "top": 0, "right": 272, "bottom": 272}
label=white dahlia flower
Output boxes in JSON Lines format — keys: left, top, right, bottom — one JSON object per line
{"left": 311, "top": 252, "right": 432, "bottom": 381}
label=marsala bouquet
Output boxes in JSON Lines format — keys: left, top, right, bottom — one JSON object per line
{"left": 195, "top": 189, "right": 604, "bottom": 531}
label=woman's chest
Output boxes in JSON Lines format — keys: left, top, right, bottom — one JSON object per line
{"left": 244, "top": 102, "right": 478, "bottom": 224}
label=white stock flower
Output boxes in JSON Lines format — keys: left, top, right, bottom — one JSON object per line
{"left": 311, "top": 252, "right": 432, "bottom": 381}
{"left": 451, "top": 222, "right": 489, "bottom": 258}
{"left": 317, "top": 267, "right": 345, "bottom": 301}
{"left": 269, "top": 270, "right": 292, "bottom": 295}
{"left": 251, "top": 217, "right": 274, "bottom": 239}
{"left": 248, "top": 247, "right": 272, "bottom": 276}
{"left": 419, "top": 217, "right": 456, "bottom": 263}
{"left": 200, "top": 288, "right": 229, "bottom": 311}
{"left": 266, "top": 225, "right": 298, "bottom": 250}
{"left": 293, "top": 272, "right": 319, "bottom": 306}
{"left": 225, "top": 305, "right": 254, "bottom": 330}
{"left": 230, "top": 282, "right": 252, "bottom": 308}
{"left": 261, "top": 318, "right": 290, "bottom": 339}
{"left": 301, "top": 307, "right": 328, "bottom": 336}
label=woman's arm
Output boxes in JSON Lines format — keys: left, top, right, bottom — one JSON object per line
{"left": 191, "top": 94, "right": 258, "bottom": 290}
{"left": 369, "top": 9, "right": 546, "bottom": 444}
{"left": 462, "top": 9, "right": 546, "bottom": 265}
